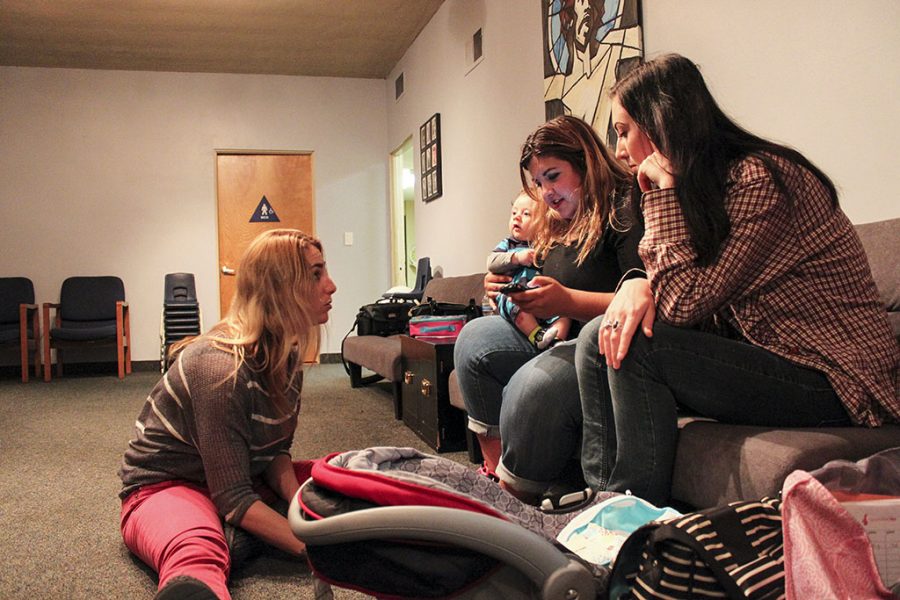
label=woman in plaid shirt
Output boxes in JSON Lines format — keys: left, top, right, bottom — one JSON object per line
{"left": 577, "top": 53, "right": 899, "bottom": 505}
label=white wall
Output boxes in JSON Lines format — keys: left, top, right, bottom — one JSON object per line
{"left": 642, "top": 0, "right": 900, "bottom": 224}
{"left": 0, "top": 67, "right": 389, "bottom": 361}
{"left": 386, "top": 0, "right": 546, "bottom": 276}
{"left": 388, "top": 0, "right": 899, "bottom": 278}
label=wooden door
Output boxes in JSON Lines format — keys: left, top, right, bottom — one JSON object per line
{"left": 216, "top": 153, "right": 315, "bottom": 316}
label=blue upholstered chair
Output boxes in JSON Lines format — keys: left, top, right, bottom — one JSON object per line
{"left": 43, "top": 276, "right": 131, "bottom": 380}
{"left": 0, "top": 277, "right": 40, "bottom": 382}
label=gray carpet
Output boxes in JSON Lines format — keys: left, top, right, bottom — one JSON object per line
{"left": 0, "top": 364, "right": 470, "bottom": 599}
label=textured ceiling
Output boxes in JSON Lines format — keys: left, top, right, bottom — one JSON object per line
{"left": 0, "top": 0, "right": 445, "bottom": 79}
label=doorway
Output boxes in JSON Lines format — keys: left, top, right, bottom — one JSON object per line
{"left": 389, "top": 138, "right": 417, "bottom": 288}
{"left": 215, "top": 152, "right": 315, "bottom": 314}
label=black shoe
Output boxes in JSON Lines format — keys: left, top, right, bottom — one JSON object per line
{"left": 223, "top": 522, "right": 269, "bottom": 569}
{"left": 155, "top": 576, "right": 218, "bottom": 600}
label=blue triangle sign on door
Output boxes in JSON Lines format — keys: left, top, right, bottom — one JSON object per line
{"left": 249, "top": 195, "right": 280, "bottom": 222}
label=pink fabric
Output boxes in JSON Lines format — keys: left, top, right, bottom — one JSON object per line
{"left": 120, "top": 460, "right": 315, "bottom": 599}
{"left": 121, "top": 480, "right": 231, "bottom": 599}
{"left": 782, "top": 470, "right": 894, "bottom": 599}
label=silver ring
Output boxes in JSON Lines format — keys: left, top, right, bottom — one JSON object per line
{"left": 611, "top": 320, "right": 620, "bottom": 330}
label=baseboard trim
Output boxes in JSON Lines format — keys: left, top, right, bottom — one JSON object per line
{"left": 133, "top": 360, "right": 161, "bottom": 372}
{"left": 0, "top": 360, "right": 161, "bottom": 379}
{"left": 1, "top": 356, "right": 345, "bottom": 380}
{"left": 63, "top": 360, "right": 161, "bottom": 373}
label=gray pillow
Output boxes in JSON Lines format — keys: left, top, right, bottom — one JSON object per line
{"left": 855, "top": 218, "right": 900, "bottom": 312}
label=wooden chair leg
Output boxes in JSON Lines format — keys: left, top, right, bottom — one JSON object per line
{"left": 117, "top": 336, "right": 125, "bottom": 379}
{"left": 19, "top": 309, "right": 28, "bottom": 383}
{"left": 20, "top": 338, "right": 28, "bottom": 383}
{"left": 29, "top": 308, "right": 40, "bottom": 382}
{"left": 124, "top": 307, "right": 132, "bottom": 375}
{"left": 116, "top": 303, "right": 124, "bottom": 379}
{"left": 43, "top": 334, "right": 51, "bottom": 382}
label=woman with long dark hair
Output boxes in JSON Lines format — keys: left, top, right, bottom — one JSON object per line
{"left": 577, "top": 54, "right": 899, "bottom": 505}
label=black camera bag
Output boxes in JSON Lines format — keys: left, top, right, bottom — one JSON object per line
{"left": 355, "top": 298, "right": 417, "bottom": 336}
{"left": 409, "top": 297, "right": 483, "bottom": 323}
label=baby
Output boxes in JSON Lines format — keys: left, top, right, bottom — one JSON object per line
{"left": 488, "top": 191, "right": 570, "bottom": 350}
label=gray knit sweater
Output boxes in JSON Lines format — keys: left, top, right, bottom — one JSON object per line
{"left": 118, "top": 338, "right": 302, "bottom": 524}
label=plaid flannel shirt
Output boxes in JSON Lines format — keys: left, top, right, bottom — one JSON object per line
{"left": 639, "top": 155, "right": 899, "bottom": 426}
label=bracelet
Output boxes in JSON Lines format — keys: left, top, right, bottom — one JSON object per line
{"left": 614, "top": 268, "right": 648, "bottom": 294}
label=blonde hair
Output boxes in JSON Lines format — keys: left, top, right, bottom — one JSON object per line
{"left": 173, "top": 229, "right": 323, "bottom": 409}
{"left": 513, "top": 189, "right": 536, "bottom": 206}
{"left": 519, "top": 115, "right": 633, "bottom": 265}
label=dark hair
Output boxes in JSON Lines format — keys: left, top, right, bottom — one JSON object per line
{"left": 611, "top": 53, "right": 837, "bottom": 265}
{"left": 557, "top": 0, "right": 609, "bottom": 65}
{"left": 519, "top": 115, "right": 633, "bottom": 265}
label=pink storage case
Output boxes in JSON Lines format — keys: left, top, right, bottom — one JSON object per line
{"left": 408, "top": 315, "right": 467, "bottom": 341}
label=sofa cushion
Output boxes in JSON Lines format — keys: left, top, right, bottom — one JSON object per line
{"left": 422, "top": 273, "right": 486, "bottom": 306}
{"left": 672, "top": 422, "right": 900, "bottom": 509}
{"left": 856, "top": 217, "right": 900, "bottom": 337}
{"left": 341, "top": 334, "right": 402, "bottom": 381}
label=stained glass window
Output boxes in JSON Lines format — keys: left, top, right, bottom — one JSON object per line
{"left": 542, "top": 0, "right": 644, "bottom": 143}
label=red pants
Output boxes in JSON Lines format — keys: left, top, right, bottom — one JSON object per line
{"left": 120, "top": 461, "right": 314, "bottom": 599}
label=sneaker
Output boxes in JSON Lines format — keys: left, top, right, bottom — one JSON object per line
{"left": 533, "top": 326, "right": 559, "bottom": 350}
{"left": 539, "top": 487, "right": 595, "bottom": 513}
{"left": 476, "top": 463, "right": 500, "bottom": 483}
{"left": 155, "top": 576, "right": 218, "bottom": 600}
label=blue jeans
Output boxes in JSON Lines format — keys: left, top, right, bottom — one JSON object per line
{"left": 576, "top": 317, "right": 850, "bottom": 506}
{"left": 454, "top": 316, "right": 582, "bottom": 495}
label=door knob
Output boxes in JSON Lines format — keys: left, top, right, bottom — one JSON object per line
{"left": 221, "top": 266, "right": 235, "bottom": 276}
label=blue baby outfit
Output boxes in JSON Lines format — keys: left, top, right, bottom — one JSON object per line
{"left": 493, "top": 237, "right": 541, "bottom": 322}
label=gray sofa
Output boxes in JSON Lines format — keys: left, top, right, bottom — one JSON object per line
{"left": 342, "top": 273, "right": 486, "bottom": 419}
{"left": 668, "top": 217, "right": 899, "bottom": 508}
{"left": 449, "top": 217, "right": 900, "bottom": 509}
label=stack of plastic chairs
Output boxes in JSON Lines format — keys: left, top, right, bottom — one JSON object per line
{"left": 160, "top": 273, "right": 202, "bottom": 372}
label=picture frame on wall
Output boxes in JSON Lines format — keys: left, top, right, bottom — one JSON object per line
{"left": 419, "top": 113, "right": 442, "bottom": 202}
